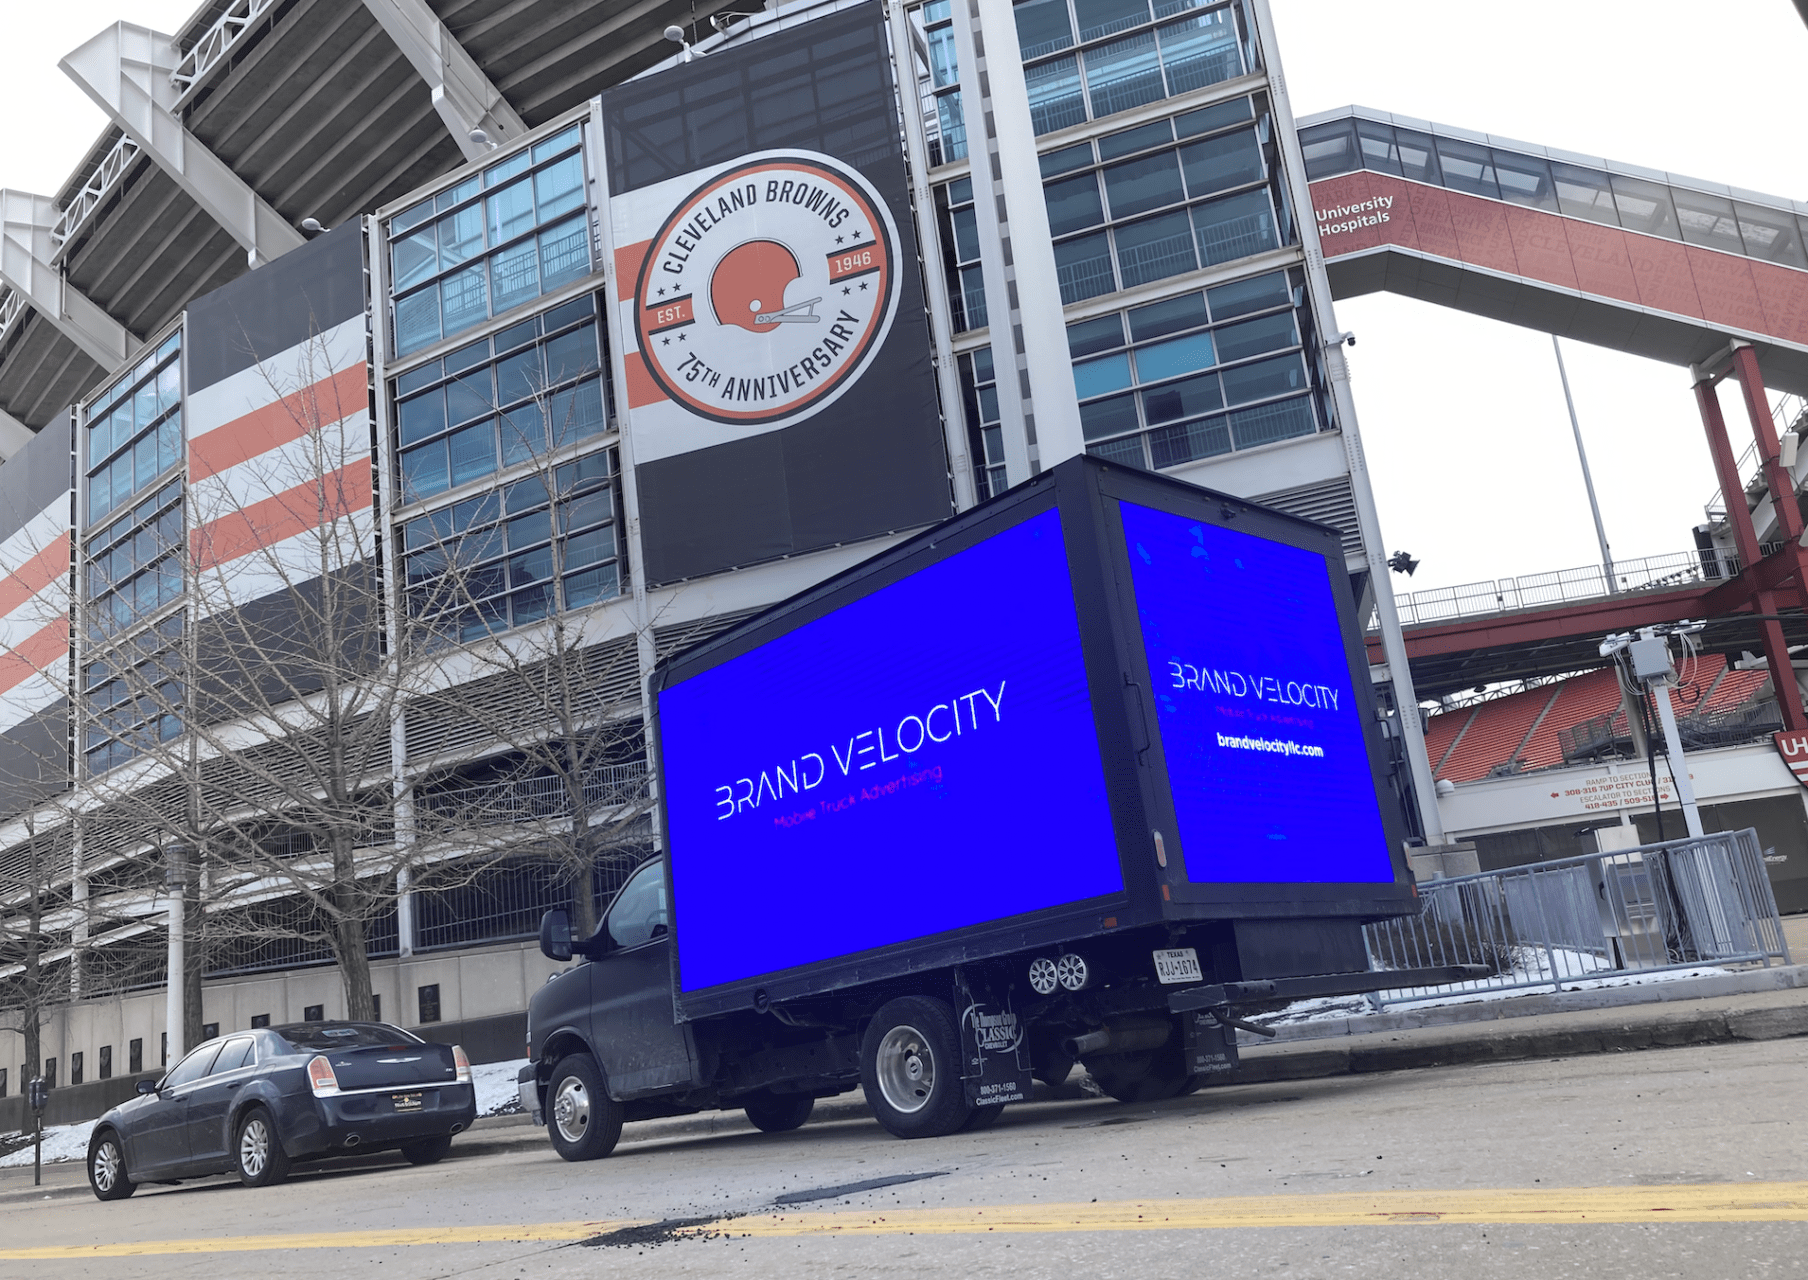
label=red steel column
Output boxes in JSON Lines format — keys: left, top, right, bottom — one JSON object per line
{"left": 1694, "top": 374, "right": 1807, "bottom": 731}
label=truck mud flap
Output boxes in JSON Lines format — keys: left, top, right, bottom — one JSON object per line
{"left": 1182, "top": 1010, "right": 1240, "bottom": 1078}
{"left": 954, "top": 970, "right": 1033, "bottom": 1109}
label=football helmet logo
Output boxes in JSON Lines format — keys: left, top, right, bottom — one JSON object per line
{"left": 710, "top": 240, "right": 820, "bottom": 333}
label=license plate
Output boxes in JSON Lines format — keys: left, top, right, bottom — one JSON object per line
{"left": 392, "top": 1092, "right": 423, "bottom": 1112}
{"left": 1153, "top": 947, "right": 1203, "bottom": 985}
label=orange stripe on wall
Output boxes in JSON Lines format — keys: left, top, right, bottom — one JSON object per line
{"left": 189, "top": 463, "right": 373, "bottom": 571}
{"left": 0, "top": 619, "right": 68, "bottom": 698}
{"left": 614, "top": 240, "right": 651, "bottom": 301}
{"left": 189, "top": 364, "right": 370, "bottom": 482}
{"left": 0, "top": 532, "right": 69, "bottom": 620}
{"left": 623, "top": 351, "right": 667, "bottom": 409}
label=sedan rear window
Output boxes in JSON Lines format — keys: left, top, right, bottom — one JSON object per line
{"left": 274, "top": 1023, "right": 423, "bottom": 1051}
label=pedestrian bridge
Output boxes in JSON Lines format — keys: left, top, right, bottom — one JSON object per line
{"left": 1299, "top": 106, "right": 1808, "bottom": 393}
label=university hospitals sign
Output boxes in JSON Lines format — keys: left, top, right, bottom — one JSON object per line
{"left": 1773, "top": 730, "right": 1808, "bottom": 789}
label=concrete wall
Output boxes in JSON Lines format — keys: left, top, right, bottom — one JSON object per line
{"left": 0, "top": 937, "right": 568, "bottom": 1117}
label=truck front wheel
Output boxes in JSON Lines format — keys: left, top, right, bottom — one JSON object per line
{"left": 545, "top": 1054, "right": 625, "bottom": 1161}
{"left": 861, "top": 996, "right": 972, "bottom": 1139}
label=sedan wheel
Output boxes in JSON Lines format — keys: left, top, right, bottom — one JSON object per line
{"left": 235, "top": 1108, "right": 293, "bottom": 1187}
{"left": 87, "top": 1132, "right": 136, "bottom": 1201}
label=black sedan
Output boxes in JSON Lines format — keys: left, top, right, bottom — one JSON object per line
{"left": 86, "top": 1021, "right": 477, "bottom": 1200}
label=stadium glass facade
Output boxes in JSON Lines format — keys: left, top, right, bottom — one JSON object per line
{"left": 0, "top": 0, "right": 1427, "bottom": 1090}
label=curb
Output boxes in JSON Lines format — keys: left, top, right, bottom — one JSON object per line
{"left": 1224, "top": 995, "right": 1808, "bottom": 1086}
{"left": 1241, "top": 964, "right": 1808, "bottom": 1045}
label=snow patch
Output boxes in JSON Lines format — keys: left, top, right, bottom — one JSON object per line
{"left": 0, "top": 1120, "right": 94, "bottom": 1168}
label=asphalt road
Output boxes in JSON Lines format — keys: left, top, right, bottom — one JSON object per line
{"left": 4, "top": 1035, "right": 1805, "bottom": 1279}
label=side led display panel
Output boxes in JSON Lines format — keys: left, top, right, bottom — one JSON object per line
{"left": 659, "top": 508, "right": 1123, "bottom": 993}
{"left": 1119, "top": 500, "right": 1394, "bottom": 885}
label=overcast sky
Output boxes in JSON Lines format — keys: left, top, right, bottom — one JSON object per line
{"left": 6, "top": 2, "right": 1808, "bottom": 596}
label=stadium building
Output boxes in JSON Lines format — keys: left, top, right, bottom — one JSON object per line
{"left": 3, "top": 0, "right": 1808, "bottom": 1117}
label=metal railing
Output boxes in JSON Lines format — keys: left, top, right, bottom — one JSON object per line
{"left": 1385, "top": 547, "right": 1761, "bottom": 627}
{"left": 170, "top": 0, "right": 278, "bottom": 101}
{"left": 1558, "top": 697, "right": 1783, "bottom": 765}
{"left": 1363, "top": 828, "right": 1790, "bottom": 1006}
{"left": 1703, "top": 393, "right": 1806, "bottom": 523}
{"left": 417, "top": 763, "right": 648, "bottom": 826}
{"left": 50, "top": 135, "right": 141, "bottom": 260}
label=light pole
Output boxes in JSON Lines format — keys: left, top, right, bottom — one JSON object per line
{"left": 163, "top": 844, "right": 189, "bottom": 1064}
{"left": 1554, "top": 336, "right": 1616, "bottom": 589}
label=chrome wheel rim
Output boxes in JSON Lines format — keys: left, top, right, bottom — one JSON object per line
{"left": 92, "top": 1140, "right": 122, "bottom": 1192}
{"left": 875, "top": 1024, "right": 935, "bottom": 1114}
{"left": 552, "top": 1077, "right": 590, "bottom": 1143}
{"left": 239, "top": 1117, "right": 270, "bottom": 1178}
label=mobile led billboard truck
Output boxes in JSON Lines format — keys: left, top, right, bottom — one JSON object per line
{"left": 523, "top": 458, "right": 1476, "bottom": 1156}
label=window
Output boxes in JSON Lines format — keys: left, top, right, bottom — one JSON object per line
{"left": 129, "top": 1039, "right": 143, "bottom": 1074}
{"left": 404, "top": 449, "right": 623, "bottom": 639}
{"left": 1018, "top": 0, "right": 1247, "bottom": 137}
{"left": 1039, "top": 100, "right": 1282, "bottom": 304}
{"left": 303, "top": 1004, "right": 324, "bottom": 1022}
{"left": 209, "top": 1039, "right": 256, "bottom": 1074}
{"left": 389, "top": 124, "right": 593, "bottom": 357}
{"left": 161, "top": 1044, "right": 220, "bottom": 1089}
{"left": 1070, "top": 267, "right": 1318, "bottom": 470}
{"left": 957, "top": 347, "right": 1009, "bottom": 498}
{"left": 0, "top": 1068, "right": 7, "bottom": 1097}
{"left": 394, "top": 294, "right": 608, "bottom": 504}
{"left": 70, "top": 1052, "right": 83, "bottom": 1086}
{"left": 418, "top": 984, "right": 442, "bottom": 1024}
{"left": 160, "top": 1033, "right": 167, "bottom": 1066}
{"left": 372, "top": 994, "right": 382, "bottom": 1022}
{"left": 201, "top": 1022, "right": 219, "bottom": 1041}
{"left": 83, "top": 610, "right": 184, "bottom": 776}
{"left": 44, "top": 1058, "right": 55, "bottom": 1088}
{"left": 250, "top": 1014, "right": 270, "bottom": 1028}
{"left": 935, "top": 178, "right": 988, "bottom": 331}
{"left": 915, "top": 0, "right": 968, "bottom": 165}
{"left": 99, "top": 1046, "right": 112, "bottom": 1080}
{"left": 84, "top": 331, "right": 182, "bottom": 524}
{"left": 603, "top": 861, "right": 670, "bottom": 949}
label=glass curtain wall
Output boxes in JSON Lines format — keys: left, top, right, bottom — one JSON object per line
{"left": 383, "top": 117, "right": 624, "bottom": 645}
{"left": 81, "top": 330, "right": 186, "bottom": 775}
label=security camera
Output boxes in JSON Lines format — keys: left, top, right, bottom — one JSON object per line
{"left": 663, "top": 24, "right": 686, "bottom": 42}
{"left": 1328, "top": 330, "right": 1355, "bottom": 347}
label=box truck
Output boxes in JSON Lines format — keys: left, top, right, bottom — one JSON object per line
{"left": 519, "top": 456, "right": 1472, "bottom": 1157}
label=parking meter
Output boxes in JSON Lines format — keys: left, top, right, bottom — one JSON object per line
{"left": 27, "top": 1076, "right": 45, "bottom": 1186}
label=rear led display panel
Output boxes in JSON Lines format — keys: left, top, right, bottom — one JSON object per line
{"left": 659, "top": 508, "right": 1123, "bottom": 994}
{"left": 1119, "top": 501, "right": 1394, "bottom": 884}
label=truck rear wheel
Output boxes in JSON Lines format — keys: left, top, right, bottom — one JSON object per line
{"left": 546, "top": 1054, "right": 625, "bottom": 1161}
{"left": 743, "top": 1092, "right": 815, "bottom": 1133}
{"left": 861, "top": 996, "right": 972, "bottom": 1139}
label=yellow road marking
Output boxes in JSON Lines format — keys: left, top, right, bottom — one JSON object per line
{"left": 8, "top": 1182, "right": 1807, "bottom": 1258}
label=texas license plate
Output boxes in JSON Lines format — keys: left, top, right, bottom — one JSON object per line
{"left": 1152, "top": 947, "right": 1203, "bottom": 985}
{"left": 392, "top": 1092, "right": 423, "bottom": 1112}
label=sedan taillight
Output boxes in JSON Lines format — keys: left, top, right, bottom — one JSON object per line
{"left": 452, "top": 1044, "right": 471, "bottom": 1084}
{"left": 307, "top": 1055, "right": 341, "bottom": 1097}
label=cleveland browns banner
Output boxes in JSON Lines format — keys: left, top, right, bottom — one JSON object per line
{"left": 600, "top": 8, "right": 950, "bottom": 585}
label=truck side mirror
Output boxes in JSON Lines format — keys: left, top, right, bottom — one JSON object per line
{"left": 540, "top": 909, "right": 574, "bottom": 962}
{"left": 136, "top": 1078, "right": 160, "bottom": 1095}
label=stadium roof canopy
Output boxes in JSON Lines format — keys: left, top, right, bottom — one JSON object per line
{"left": 0, "top": 0, "right": 744, "bottom": 436}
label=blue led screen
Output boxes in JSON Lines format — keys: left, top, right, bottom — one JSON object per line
{"left": 1119, "top": 501, "right": 1394, "bottom": 884}
{"left": 659, "top": 508, "right": 1124, "bottom": 993}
